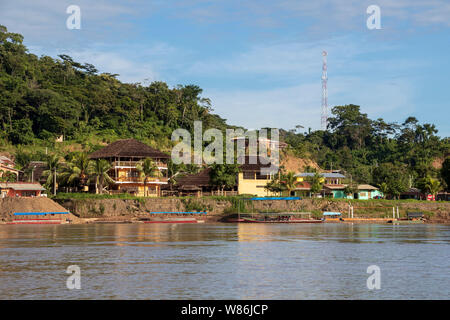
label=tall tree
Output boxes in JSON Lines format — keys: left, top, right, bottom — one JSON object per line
{"left": 89, "top": 159, "right": 113, "bottom": 194}
{"left": 136, "top": 158, "right": 161, "bottom": 196}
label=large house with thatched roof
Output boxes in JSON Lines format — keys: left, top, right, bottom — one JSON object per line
{"left": 89, "top": 139, "right": 170, "bottom": 196}
{"left": 172, "top": 156, "right": 279, "bottom": 197}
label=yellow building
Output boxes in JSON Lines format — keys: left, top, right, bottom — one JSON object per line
{"left": 89, "top": 139, "right": 170, "bottom": 196}
{"left": 237, "top": 156, "right": 278, "bottom": 197}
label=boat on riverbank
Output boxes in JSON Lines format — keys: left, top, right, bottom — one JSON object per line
{"left": 140, "top": 217, "right": 204, "bottom": 224}
{"left": 226, "top": 212, "right": 323, "bottom": 223}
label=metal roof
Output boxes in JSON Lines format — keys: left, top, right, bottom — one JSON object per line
{"left": 357, "top": 184, "right": 378, "bottom": 190}
{"left": 323, "top": 212, "right": 342, "bottom": 216}
{"left": 0, "top": 183, "right": 45, "bottom": 191}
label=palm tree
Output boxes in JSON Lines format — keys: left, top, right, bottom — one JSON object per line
{"left": 280, "top": 171, "right": 297, "bottom": 196}
{"left": 424, "top": 177, "right": 441, "bottom": 198}
{"left": 89, "top": 159, "right": 113, "bottom": 194}
{"left": 42, "top": 154, "right": 62, "bottom": 195}
{"left": 306, "top": 172, "right": 324, "bottom": 197}
{"left": 379, "top": 182, "right": 388, "bottom": 198}
{"left": 136, "top": 158, "right": 161, "bottom": 196}
{"left": 60, "top": 152, "right": 92, "bottom": 191}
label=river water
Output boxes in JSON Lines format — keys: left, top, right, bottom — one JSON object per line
{"left": 0, "top": 223, "right": 449, "bottom": 300}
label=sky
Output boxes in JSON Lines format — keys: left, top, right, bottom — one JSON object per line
{"left": 0, "top": 0, "right": 449, "bottom": 136}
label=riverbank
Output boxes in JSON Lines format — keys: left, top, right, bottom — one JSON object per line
{"left": 1, "top": 197, "right": 449, "bottom": 224}
{"left": 56, "top": 197, "right": 450, "bottom": 224}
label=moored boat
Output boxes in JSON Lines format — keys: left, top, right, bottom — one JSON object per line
{"left": 236, "top": 212, "right": 323, "bottom": 223}
{"left": 141, "top": 217, "right": 202, "bottom": 224}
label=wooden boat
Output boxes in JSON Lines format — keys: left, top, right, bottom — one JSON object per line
{"left": 224, "top": 214, "right": 251, "bottom": 223}
{"left": 7, "top": 219, "right": 63, "bottom": 225}
{"left": 241, "top": 217, "right": 323, "bottom": 223}
{"left": 387, "top": 219, "right": 424, "bottom": 225}
{"left": 237, "top": 212, "right": 323, "bottom": 224}
{"left": 141, "top": 217, "right": 203, "bottom": 224}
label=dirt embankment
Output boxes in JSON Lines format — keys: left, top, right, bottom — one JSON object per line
{"left": 0, "top": 197, "right": 81, "bottom": 223}
{"left": 55, "top": 198, "right": 450, "bottom": 223}
{"left": 280, "top": 153, "right": 320, "bottom": 172}
{"left": 2, "top": 197, "right": 448, "bottom": 224}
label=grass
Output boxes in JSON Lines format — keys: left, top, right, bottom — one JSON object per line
{"left": 52, "top": 193, "right": 144, "bottom": 200}
{"left": 51, "top": 192, "right": 449, "bottom": 204}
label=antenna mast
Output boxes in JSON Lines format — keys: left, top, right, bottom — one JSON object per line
{"left": 321, "top": 50, "right": 328, "bottom": 131}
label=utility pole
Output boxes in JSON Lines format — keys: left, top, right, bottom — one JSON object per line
{"left": 321, "top": 51, "right": 328, "bottom": 131}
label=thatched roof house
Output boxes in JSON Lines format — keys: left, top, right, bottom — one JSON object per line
{"left": 175, "top": 168, "right": 212, "bottom": 191}
{"left": 89, "top": 139, "right": 170, "bottom": 160}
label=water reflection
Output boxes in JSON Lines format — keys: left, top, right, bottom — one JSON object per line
{"left": 0, "top": 223, "right": 449, "bottom": 299}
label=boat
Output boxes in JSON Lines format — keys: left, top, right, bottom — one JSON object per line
{"left": 238, "top": 212, "right": 323, "bottom": 223}
{"left": 224, "top": 213, "right": 252, "bottom": 223}
{"left": 6, "top": 219, "right": 63, "bottom": 225}
{"left": 141, "top": 217, "right": 203, "bottom": 224}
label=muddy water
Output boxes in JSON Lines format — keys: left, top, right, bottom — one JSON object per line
{"left": 0, "top": 223, "right": 449, "bottom": 299}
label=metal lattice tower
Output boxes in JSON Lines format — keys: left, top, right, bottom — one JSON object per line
{"left": 321, "top": 50, "right": 328, "bottom": 131}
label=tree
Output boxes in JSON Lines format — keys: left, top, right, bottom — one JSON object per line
{"left": 0, "top": 170, "right": 17, "bottom": 182}
{"left": 422, "top": 177, "right": 441, "bottom": 197}
{"left": 209, "top": 164, "right": 239, "bottom": 194}
{"left": 442, "top": 158, "right": 450, "bottom": 190}
{"left": 136, "top": 158, "right": 161, "bottom": 196}
{"left": 89, "top": 159, "right": 113, "bottom": 194}
{"left": 343, "top": 183, "right": 357, "bottom": 198}
{"left": 305, "top": 173, "right": 323, "bottom": 197}
{"left": 42, "top": 154, "right": 62, "bottom": 195}
{"left": 280, "top": 171, "right": 297, "bottom": 196}
{"left": 265, "top": 176, "right": 284, "bottom": 195}
{"left": 60, "top": 152, "right": 92, "bottom": 191}
{"left": 379, "top": 182, "right": 388, "bottom": 198}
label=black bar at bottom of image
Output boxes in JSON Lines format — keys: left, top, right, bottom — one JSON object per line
{"left": 0, "top": 300, "right": 447, "bottom": 319}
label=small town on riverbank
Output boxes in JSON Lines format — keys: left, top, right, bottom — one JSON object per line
{"left": 1, "top": 136, "right": 449, "bottom": 225}
{"left": 0, "top": 25, "right": 449, "bottom": 226}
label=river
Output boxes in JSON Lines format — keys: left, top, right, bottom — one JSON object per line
{"left": 0, "top": 223, "right": 449, "bottom": 299}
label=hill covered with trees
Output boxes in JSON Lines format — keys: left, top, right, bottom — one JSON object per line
{"left": 1, "top": 25, "right": 449, "bottom": 195}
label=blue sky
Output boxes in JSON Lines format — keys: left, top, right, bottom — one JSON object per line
{"left": 0, "top": 0, "right": 449, "bottom": 136}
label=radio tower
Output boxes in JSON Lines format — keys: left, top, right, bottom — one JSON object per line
{"left": 321, "top": 50, "right": 328, "bottom": 131}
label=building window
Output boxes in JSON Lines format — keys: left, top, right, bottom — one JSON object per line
{"left": 243, "top": 171, "right": 255, "bottom": 179}
{"left": 256, "top": 173, "right": 269, "bottom": 180}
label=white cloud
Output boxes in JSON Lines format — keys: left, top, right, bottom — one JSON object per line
{"left": 207, "top": 73, "right": 416, "bottom": 131}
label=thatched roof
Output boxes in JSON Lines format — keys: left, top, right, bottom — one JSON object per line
{"left": 89, "top": 139, "right": 170, "bottom": 159}
{"left": 21, "top": 161, "right": 47, "bottom": 183}
{"left": 175, "top": 168, "right": 212, "bottom": 188}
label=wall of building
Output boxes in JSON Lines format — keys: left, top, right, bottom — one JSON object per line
{"left": 332, "top": 190, "right": 346, "bottom": 199}
{"left": 237, "top": 172, "right": 275, "bottom": 197}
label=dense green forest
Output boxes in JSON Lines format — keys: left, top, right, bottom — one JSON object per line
{"left": 0, "top": 25, "right": 229, "bottom": 150}
{"left": 1, "top": 25, "right": 449, "bottom": 195}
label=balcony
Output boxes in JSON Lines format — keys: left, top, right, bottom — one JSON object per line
{"left": 111, "top": 160, "right": 168, "bottom": 169}
{"left": 112, "top": 176, "right": 168, "bottom": 184}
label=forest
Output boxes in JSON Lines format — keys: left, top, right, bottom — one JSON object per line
{"left": 1, "top": 25, "right": 449, "bottom": 196}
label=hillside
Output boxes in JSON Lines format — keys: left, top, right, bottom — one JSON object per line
{"left": 0, "top": 25, "right": 449, "bottom": 193}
